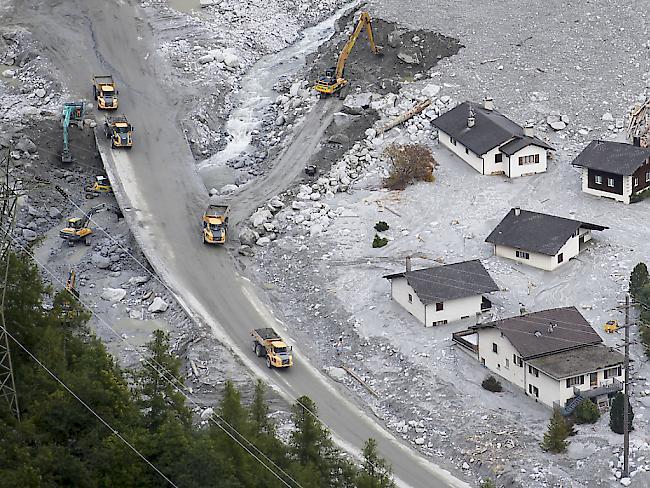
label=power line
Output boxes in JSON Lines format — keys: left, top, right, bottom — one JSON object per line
{"left": 7, "top": 234, "right": 303, "bottom": 488}
{"left": 3, "top": 327, "right": 180, "bottom": 488}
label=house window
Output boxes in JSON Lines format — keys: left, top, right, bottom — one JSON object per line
{"left": 557, "top": 253, "right": 564, "bottom": 264}
{"left": 495, "top": 153, "right": 503, "bottom": 163}
{"left": 595, "top": 175, "right": 603, "bottom": 185}
{"left": 566, "top": 375, "right": 585, "bottom": 388}
{"left": 516, "top": 250, "right": 530, "bottom": 259}
{"left": 604, "top": 366, "right": 622, "bottom": 379}
{"left": 450, "top": 137, "right": 457, "bottom": 146}
{"left": 646, "top": 172, "right": 650, "bottom": 182}
{"left": 465, "top": 147, "right": 469, "bottom": 154}
{"left": 528, "top": 384, "right": 539, "bottom": 397}
{"left": 528, "top": 365, "right": 539, "bottom": 377}
{"left": 634, "top": 177, "right": 639, "bottom": 187}
{"left": 408, "top": 293, "right": 413, "bottom": 304}
{"left": 513, "top": 354, "right": 523, "bottom": 367}
{"left": 436, "top": 302, "right": 444, "bottom": 311}
{"left": 607, "top": 178, "right": 615, "bottom": 187}
{"left": 518, "top": 154, "right": 540, "bottom": 165}
{"left": 433, "top": 320, "right": 448, "bottom": 326}
{"left": 505, "top": 358, "right": 510, "bottom": 369}
{"left": 492, "top": 343, "right": 498, "bottom": 353}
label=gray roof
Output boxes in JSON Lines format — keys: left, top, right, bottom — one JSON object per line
{"left": 471, "top": 307, "right": 602, "bottom": 360}
{"left": 431, "top": 101, "right": 555, "bottom": 156}
{"left": 499, "top": 136, "right": 552, "bottom": 156}
{"left": 528, "top": 344, "right": 623, "bottom": 380}
{"left": 571, "top": 140, "right": 650, "bottom": 176}
{"left": 383, "top": 259, "right": 499, "bottom": 304}
{"left": 485, "top": 208, "right": 608, "bottom": 256}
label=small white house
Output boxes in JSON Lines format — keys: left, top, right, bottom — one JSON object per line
{"left": 432, "top": 98, "right": 555, "bottom": 178}
{"left": 384, "top": 259, "right": 499, "bottom": 326}
{"left": 571, "top": 140, "right": 650, "bottom": 204}
{"left": 453, "top": 307, "right": 624, "bottom": 412}
{"left": 485, "top": 207, "right": 608, "bottom": 271}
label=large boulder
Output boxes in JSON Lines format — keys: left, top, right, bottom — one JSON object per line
{"left": 198, "top": 54, "right": 214, "bottom": 65}
{"left": 343, "top": 93, "right": 373, "bottom": 113}
{"left": 148, "top": 296, "right": 169, "bottom": 313}
{"left": 100, "top": 287, "right": 127, "bottom": 302}
{"left": 22, "top": 229, "right": 38, "bottom": 241}
{"left": 250, "top": 208, "right": 272, "bottom": 228}
{"left": 91, "top": 252, "right": 112, "bottom": 269}
{"left": 48, "top": 207, "right": 61, "bottom": 219}
{"left": 239, "top": 228, "right": 258, "bottom": 247}
{"left": 223, "top": 52, "right": 239, "bottom": 68}
{"left": 15, "top": 137, "right": 37, "bottom": 153}
{"left": 397, "top": 50, "right": 420, "bottom": 65}
{"left": 421, "top": 84, "right": 441, "bottom": 98}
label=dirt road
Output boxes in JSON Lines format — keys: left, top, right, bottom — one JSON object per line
{"left": 14, "top": 1, "right": 470, "bottom": 486}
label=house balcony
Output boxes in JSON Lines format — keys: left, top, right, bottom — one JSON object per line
{"left": 554, "top": 378, "right": 623, "bottom": 416}
{"left": 452, "top": 329, "right": 478, "bottom": 354}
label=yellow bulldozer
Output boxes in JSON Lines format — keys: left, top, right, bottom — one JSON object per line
{"left": 314, "top": 11, "right": 382, "bottom": 96}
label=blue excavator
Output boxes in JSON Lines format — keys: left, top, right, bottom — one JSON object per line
{"left": 61, "top": 101, "right": 85, "bottom": 163}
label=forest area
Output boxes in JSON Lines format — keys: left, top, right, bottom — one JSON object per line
{"left": 0, "top": 252, "right": 395, "bottom": 488}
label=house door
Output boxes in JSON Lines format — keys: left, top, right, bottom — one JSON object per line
{"left": 590, "top": 372, "right": 597, "bottom": 387}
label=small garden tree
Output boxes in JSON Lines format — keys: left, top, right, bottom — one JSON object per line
{"left": 479, "top": 479, "right": 497, "bottom": 488}
{"left": 575, "top": 399, "right": 600, "bottom": 424}
{"left": 374, "top": 221, "right": 389, "bottom": 232}
{"left": 383, "top": 143, "right": 437, "bottom": 190}
{"left": 481, "top": 375, "right": 503, "bottom": 393}
{"left": 372, "top": 234, "right": 388, "bottom": 248}
{"left": 541, "top": 409, "right": 570, "bottom": 453}
{"left": 610, "top": 392, "right": 634, "bottom": 434}
{"left": 630, "top": 262, "right": 649, "bottom": 298}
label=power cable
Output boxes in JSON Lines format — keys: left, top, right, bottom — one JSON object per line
{"left": 4, "top": 328, "right": 180, "bottom": 488}
{"left": 8, "top": 233, "right": 303, "bottom": 488}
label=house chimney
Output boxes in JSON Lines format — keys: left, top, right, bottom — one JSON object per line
{"left": 467, "top": 106, "right": 475, "bottom": 128}
{"left": 406, "top": 256, "right": 411, "bottom": 273}
{"left": 514, "top": 206, "right": 521, "bottom": 216}
{"left": 523, "top": 121, "right": 534, "bottom": 137}
{"left": 484, "top": 97, "right": 494, "bottom": 111}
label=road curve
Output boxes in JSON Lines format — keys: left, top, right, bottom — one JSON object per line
{"left": 16, "top": 1, "right": 470, "bottom": 487}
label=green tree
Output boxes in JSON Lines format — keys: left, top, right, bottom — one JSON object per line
{"left": 250, "top": 379, "right": 273, "bottom": 436}
{"left": 630, "top": 262, "right": 649, "bottom": 298}
{"left": 575, "top": 399, "right": 600, "bottom": 424}
{"left": 480, "top": 479, "right": 497, "bottom": 488}
{"left": 135, "top": 329, "right": 191, "bottom": 431}
{"left": 355, "top": 438, "right": 396, "bottom": 488}
{"left": 541, "top": 409, "right": 570, "bottom": 453}
{"left": 610, "top": 392, "right": 634, "bottom": 434}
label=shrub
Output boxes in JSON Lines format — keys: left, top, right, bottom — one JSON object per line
{"left": 630, "top": 262, "right": 649, "bottom": 298}
{"left": 575, "top": 399, "right": 600, "bottom": 424}
{"left": 480, "top": 480, "right": 497, "bottom": 488}
{"left": 481, "top": 375, "right": 503, "bottom": 392}
{"left": 372, "top": 234, "right": 388, "bottom": 248}
{"left": 383, "top": 143, "right": 437, "bottom": 190}
{"left": 541, "top": 409, "right": 570, "bottom": 453}
{"left": 610, "top": 392, "right": 634, "bottom": 434}
{"left": 374, "top": 221, "right": 389, "bottom": 232}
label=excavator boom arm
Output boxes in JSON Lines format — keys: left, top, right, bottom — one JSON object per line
{"left": 334, "top": 12, "right": 379, "bottom": 79}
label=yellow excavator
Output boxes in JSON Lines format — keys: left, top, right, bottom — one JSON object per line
{"left": 59, "top": 203, "right": 106, "bottom": 246}
{"left": 314, "top": 11, "right": 382, "bottom": 96}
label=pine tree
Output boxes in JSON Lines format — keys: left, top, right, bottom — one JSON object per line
{"left": 630, "top": 262, "right": 649, "bottom": 298}
{"left": 575, "top": 399, "right": 600, "bottom": 424}
{"left": 135, "top": 329, "right": 191, "bottom": 431}
{"left": 541, "top": 409, "right": 570, "bottom": 453}
{"left": 355, "top": 438, "right": 396, "bottom": 488}
{"left": 610, "top": 392, "right": 634, "bottom": 434}
{"left": 250, "top": 379, "right": 273, "bottom": 436}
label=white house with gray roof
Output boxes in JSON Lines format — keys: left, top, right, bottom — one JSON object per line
{"left": 485, "top": 208, "right": 608, "bottom": 271}
{"left": 383, "top": 259, "right": 500, "bottom": 326}
{"left": 453, "top": 307, "right": 624, "bottom": 412}
{"left": 432, "top": 98, "right": 555, "bottom": 178}
{"left": 571, "top": 140, "right": 650, "bottom": 204}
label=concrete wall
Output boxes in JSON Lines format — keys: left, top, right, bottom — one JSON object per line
{"left": 581, "top": 167, "right": 631, "bottom": 204}
{"left": 424, "top": 294, "right": 482, "bottom": 326}
{"left": 390, "top": 277, "right": 425, "bottom": 323}
{"left": 438, "top": 130, "right": 485, "bottom": 174}
{"left": 506, "top": 145, "right": 548, "bottom": 178}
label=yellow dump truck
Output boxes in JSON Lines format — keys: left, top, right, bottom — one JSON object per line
{"left": 92, "top": 75, "right": 119, "bottom": 109}
{"left": 104, "top": 115, "right": 133, "bottom": 148}
{"left": 202, "top": 203, "right": 230, "bottom": 244}
{"left": 251, "top": 328, "right": 293, "bottom": 369}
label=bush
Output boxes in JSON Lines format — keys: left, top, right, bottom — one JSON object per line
{"left": 482, "top": 375, "right": 503, "bottom": 392}
{"left": 374, "top": 221, "right": 389, "bottom": 232}
{"left": 610, "top": 392, "right": 634, "bottom": 434}
{"left": 630, "top": 262, "right": 649, "bottom": 298}
{"left": 383, "top": 143, "right": 438, "bottom": 190}
{"left": 372, "top": 234, "right": 388, "bottom": 248}
{"left": 575, "top": 399, "right": 600, "bottom": 424}
{"left": 541, "top": 409, "right": 570, "bottom": 453}
{"left": 480, "top": 480, "right": 497, "bottom": 488}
